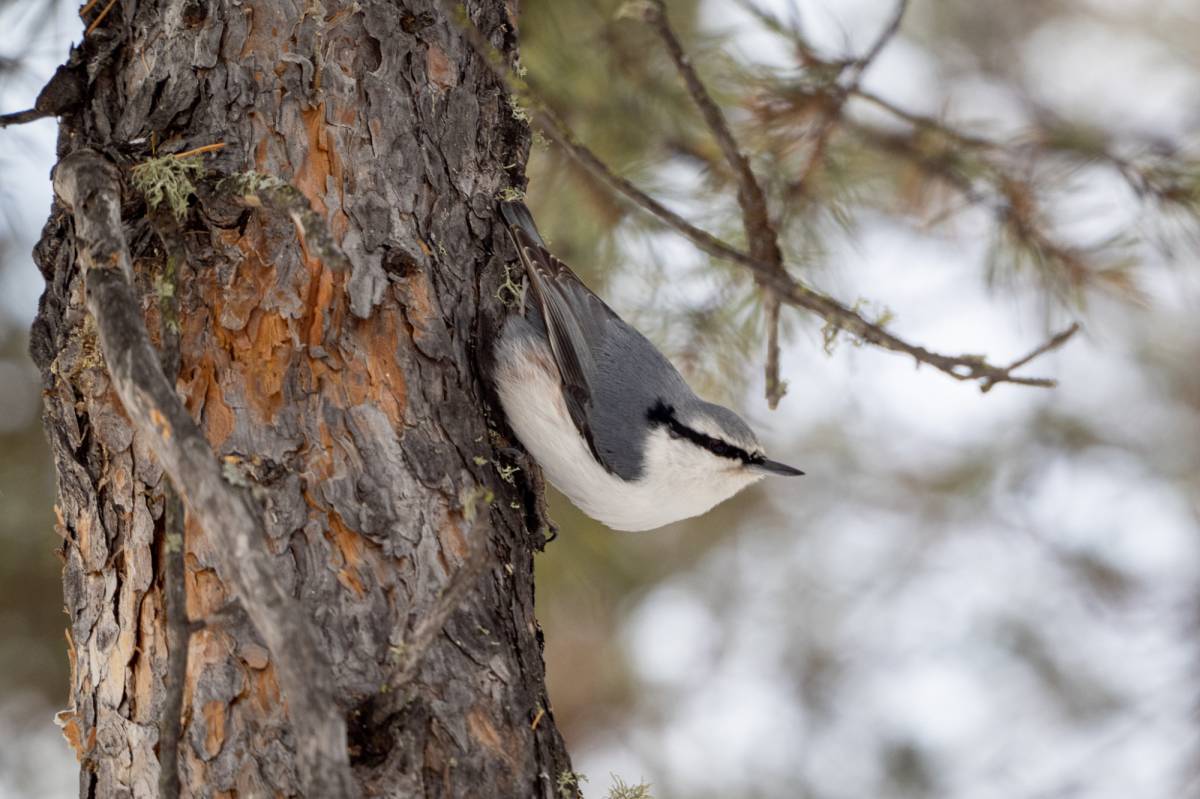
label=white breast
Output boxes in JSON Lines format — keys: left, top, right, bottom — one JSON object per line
{"left": 494, "top": 331, "right": 762, "bottom": 532}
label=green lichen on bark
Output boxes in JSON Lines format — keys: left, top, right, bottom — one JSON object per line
{"left": 130, "top": 155, "right": 205, "bottom": 220}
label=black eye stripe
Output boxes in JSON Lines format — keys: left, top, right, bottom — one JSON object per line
{"left": 646, "top": 401, "right": 764, "bottom": 466}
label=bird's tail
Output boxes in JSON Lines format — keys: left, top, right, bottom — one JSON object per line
{"left": 499, "top": 199, "right": 546, "bottom": 248}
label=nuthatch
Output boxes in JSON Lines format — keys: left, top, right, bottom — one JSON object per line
{"left": 493, "top": 201, "right": 803, "bottom": 532}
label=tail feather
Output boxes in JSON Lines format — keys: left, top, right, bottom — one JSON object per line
{"left": 499, "top": 200, "right": 546, "bottom": 247}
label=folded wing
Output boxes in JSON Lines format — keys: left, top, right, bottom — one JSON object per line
{"left": 500, "top": 201, "right": 618, "bottom": 472}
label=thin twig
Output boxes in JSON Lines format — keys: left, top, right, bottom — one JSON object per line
{"left": 764, "top": 295, "right": 782, "bottom": 397}
{"left": 854, "top": 86, "right": 1191, "bottom": 206}
{"left": 84, "top": 0, "right": 118, "bottom": 36}
{"left": 443, "top": 0, "right": 1074, "bottom": 391}
{"left": 171, "top": 142, "right": 227, "bottom": 159}
{"left": 791, "top": 0, "right": 909, "bottom": 198}
{"left": 732, "top": 0, "right": 909, "bottom": 192}
{"left": 743, "top": 0, "right": 1191, "bottom": 209}
{"left": 851, "top": 0, "right": 910, "bottom": 80}
{"left": 0, "top": 63, "right": 86, "bottom": 129}
{"left": 53, "top": 150, "right": 355, "bottom": 799}
{"left": 852, "top": 88, "right": 998, "bottom": 150}
{"left": 981, "top": 323, "right": 1081, "bottom": 392}
{"left": 640, "top": 0, "right": 788, "bottom": 407}
{"left": 0, "top": 108, "right": 47, "bottom": 128}
{"left": 845, "top": 117, "right": 1101, "bottom": 293}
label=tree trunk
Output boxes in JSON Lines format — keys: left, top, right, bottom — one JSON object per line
{"left": 30, "top": 1, "right": 573, "bottom": 796}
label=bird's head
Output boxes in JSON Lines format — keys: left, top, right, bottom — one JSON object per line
{"left": 644, "top": 400, "right": 804, "bottom": 488}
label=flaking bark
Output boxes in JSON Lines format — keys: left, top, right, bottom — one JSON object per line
{"left": 54, "top": 147, "right": 356, "bottom": 797}
{"left": 31, "top": 1, "right": 573, "bottom": 796}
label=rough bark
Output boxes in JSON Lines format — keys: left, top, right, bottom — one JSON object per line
{"left": 53, "top": 148, "right": 357, "bottom": 797}
{"left": 30, "top": 1, "right": 573, "bottom": 797}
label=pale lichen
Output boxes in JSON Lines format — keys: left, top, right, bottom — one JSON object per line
{"left": 218, "top": 169, "right": 287, "bottom": 196}
{"left": 606, "top": 774, "right": 653, "bottom": 799}
{"left": 495, "top": 462, "right": 520, "bottom": 485}
{"left": 496, "top": 262, "right": 525, "bottom": 308}
{"left": 556, "top": 770, "right": 588, "bottom": 798}
{"left": 130, "top": 155, "right": 206, "bottom": 220}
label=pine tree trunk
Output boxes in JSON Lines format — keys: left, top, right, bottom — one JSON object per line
{"left": 30, "top": 1, "right": 572, "bottom": 796}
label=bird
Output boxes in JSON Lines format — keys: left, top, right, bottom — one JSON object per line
{"left": 492, "top": 200, "right": 803, "bottom": 532}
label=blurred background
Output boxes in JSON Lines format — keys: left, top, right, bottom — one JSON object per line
{"left": 2, "top": 1, "right": 1198, "bottom": 797}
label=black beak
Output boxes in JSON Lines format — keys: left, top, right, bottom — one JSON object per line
{"left": 752, "top": 458, "right": 805, "bottom": 477}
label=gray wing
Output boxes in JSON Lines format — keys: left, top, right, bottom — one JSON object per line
{"left": 501, "top": 203, "right": 617, "bottom": 468}
{"left": 500, "top": 202, "right": 700, "bottom": 479}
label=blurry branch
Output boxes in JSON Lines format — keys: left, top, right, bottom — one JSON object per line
{"left": 847, "top": 75, "right": 1196, "bottom": 214}
{"left": 860, "top": 93, "right": 1200, "bottom": 214}
{"left": 0, "top": 63, "right": 86, "bottom": 128}
{"left": 790, "top": 0, "right": 909, "bottom": 195}
{"left": 636, "top": 0, "right": 788, "bottom": 407}
{"left": 52, "top": 150, "right": 355, "bottom": 799}
{"left": 980, "top": 322, "right": 1079, "bottom": 392}
{"left": 868, "top": 88, "right": 1195, "bottom": 211}
{"left": 841, "top": 121, "right": 1101, "bottom": 292}
{"left": 836, "top": 117, "right": 1143, "bottom": 298}
{"left": 443, "top": 0, "right": 1076, "bottom": 391}
{"left": 852, "top": 88, "right": 994, "bottom": 150}
{"left": 851, "top": 1, "right": 910, "bottom": 78}
{"left": 731, "top": 0, "right": 910, "bottom": 193}
{"left": 0, "top": 107, "right": 46, "bottom": 127}
{"left": 741, "top": 0, "right": 1198, "bottom": 298}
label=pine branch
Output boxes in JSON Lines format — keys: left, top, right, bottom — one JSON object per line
{"left": 443, "top": 1, "right": 1076, "bottom": 392}
{"left": 639, "top": 0, "right": 789, "bottom": 407}
{"left": 791, "top": 0, "right": 910, "bottom": 198}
